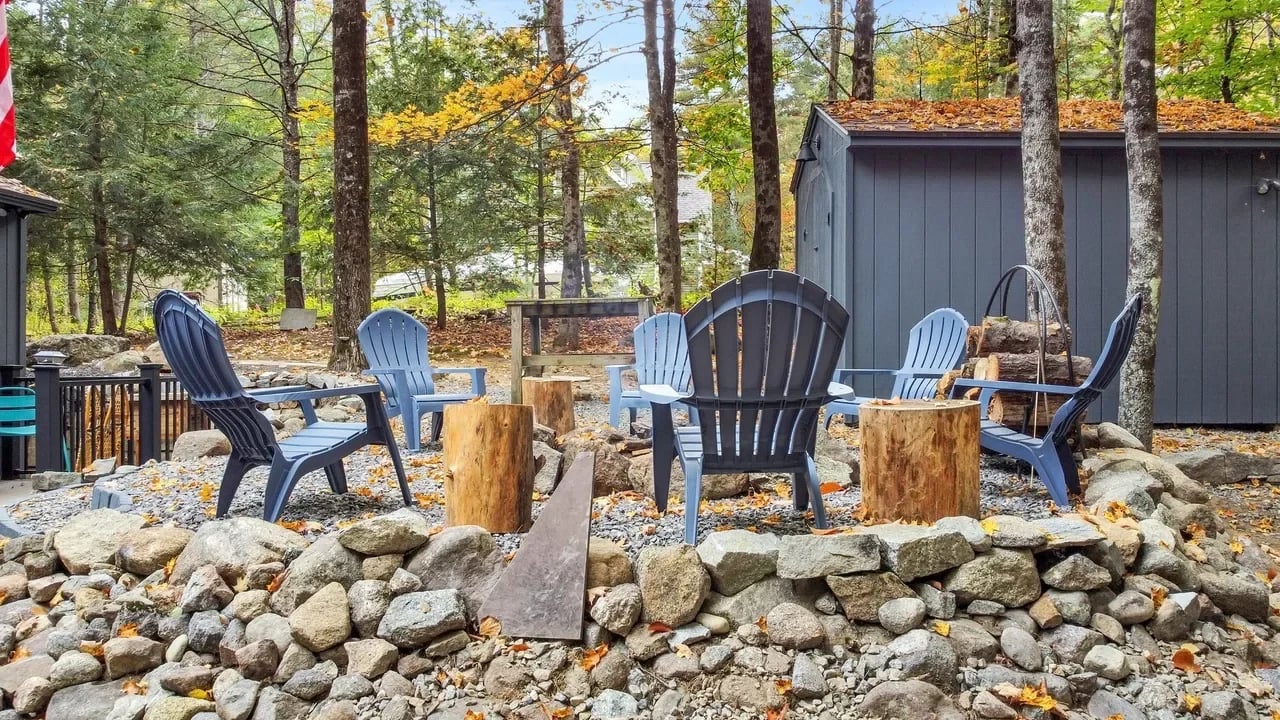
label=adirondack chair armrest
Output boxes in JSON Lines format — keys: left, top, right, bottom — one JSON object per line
{"left": 638, "top": 384, "right": 691, "bottom": 405}
{"left": 828, "top": 382, "right": 855, "bottom": 398}
{"left": 894, "top": 367, "right": 950, "bottom": 378}
{"left": 433, "top": 367, "right": 487, "bottom": 396}
{"left": 833, "top": 368, "right": 896, "bottom": 383}
{"left": 949, "top": 378, "right": 1081, "bottom": 419}
{"left": 606, "top": 364, "right": 633, "bottom": 398}
{"left": 249, "top": 383, "right": 382, "bottom": 405}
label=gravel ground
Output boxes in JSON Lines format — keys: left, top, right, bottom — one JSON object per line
{"left": 5, "top": 390, "right": 1056, "bottom": 553}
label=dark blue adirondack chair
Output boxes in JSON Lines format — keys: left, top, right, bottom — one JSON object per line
{"left": 357, "top": 308, "right": 486, "bottom": 451}
{"left": 950, "top": 294, "right": 1143, "bottom": 505}
{"left": 154, "top": 291, "right": 412, "bottom": 520}
{"left": 606, "top": 313, "right": 693, "bottom": 427}
{"left": 642, "top": 270, "right": 853, "bottom": 544}
{"left": 826, "top": 307, "right": 968, "bottom": 427}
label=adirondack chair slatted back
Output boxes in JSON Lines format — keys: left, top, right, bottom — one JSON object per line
{"left": 634, "top": 313, "right": 691, "bottom": 390}
{"left": 685, "top": 270, "right": 849, "bottom": 467}
{"left": 1045, "top": 294, "right": 1143, "bottom": 443}
{"left": 0, "top": 388, "right": 36, "bottom": 434}
{"left": 357, "top": 309, "right": 436, "bottom": 413}
{"left": 895, "top": 308, "right": 969, "bottom": 399}
{"left": 153, "top": 290, "right": 277, "bottom": 464}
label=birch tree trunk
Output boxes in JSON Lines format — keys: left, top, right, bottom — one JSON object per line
{"left": 644, "top": 0, "right": 681, "bottom": 311}
{"left": 545, "top": 0, "right": 585, "bottom": 348}
{"left": 1016, "top": 0, "right": 1069, "bottom": 324}
{"left": 278, "top": 0, "right": 305, "bottom": 309}
{"left": 329, "top": 0, "right": 372, "bottom": 372}
{"left": 851, "top": 0, "right": 875, "bottom": 100}
{"left": 827, "top": 0, "right": 843, "bottom": 102}
{"left": 746, "top": 0, "right": 782, "bottom": 270}
{"left": 1117, "top": 0, "right": 1163, "bottom": 449}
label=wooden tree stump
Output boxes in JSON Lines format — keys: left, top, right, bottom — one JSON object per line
{"left": 968, "top": 317, "right": 1072, "bottom": 356}
{"left": 860, "top": 399, "right": 980, "bottom": 523}
{"left": 521, "top": 377, "right": 578, "bottom": 436}
{"left": 442, "top": 403, "right": 534, "bottom": 533}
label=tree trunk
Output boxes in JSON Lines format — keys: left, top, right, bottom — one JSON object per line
{"left": 1117, "top": 0, "right": 1163, "bottom": 450}
{"left": 545, "top": 0, "right": 584, "bottom": 348}
{"left": 1016, "top": 0, "right": 1069, "bottom": 326}
{"left": 65, "top": 237, "right": 79, "bottom": 327}
{"left": 86, "top": 267, "right": 98, "bottom": 334}
{"left": 278, "top": 0, "right": 305, "bottom": 309}
{"left": 87, "top": 93, "right": 119, "bottom": 337}
{"left": 329, "top": 0, "right": 372, "bottom": 372}
{"left": 1000, "top": 0, "right": 1019, "bottom": 96}
{"left": 1103, "top": 0, "right": 1121, "bottom": 100}
{"left": 745, "top": 0, "right": 781, "bottom": 271}
{"left": 118, "top": 244, "right": 138, "bottom": 335}
{"left": 535, "top": 127, "right": 548, "bottom": 299}
{"left": 426, "top": 142, "right": 447, "bottom": 330}
{"left": 644, "top": 0, "right": 681, "bottom": 312}
{"left": 1221, "top": 15, "right": 1238, "bottom": 103}
{"left": 442, "top": 404, "right": 534, "bottom": 533}
{"left": 42, "top": 265, "right": 58, "bottom": 334}
{"left": 827, "top": 0, "right": 843, "bottom": 101}
{"left": 851, "top": 0, "right": 875, "bottom": 100}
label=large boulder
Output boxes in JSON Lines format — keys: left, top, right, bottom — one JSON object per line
{"left": 636, "top": 545, "right": 711, "bottom": 626}
{"left": 115, "top": 526, "right": 194, "bottom": 576}
{"left": 1085, "top": 448, "right": 1210, "bottom": 503}
{"left": 171, "top": 517, "right": 308, "bottom": 586}
{"left": 944, "top": 549, "right": 1040, "bottom": 608}
{"left": 702, "top": 576, "right": 800, "bottom": 627}
{"left": 27, "top": 334, "right": 129, "bottom": 366}
{"left": 405, "top": 525, "right": 504, "bottom": 616}
{"left": 586, "top": 538, "right": 633, "bottom": 588}
{"left": 559, "top": 426, "right": 633, "bottom": 496}
{"left": 170, "top": 430, "right": 232, "bottom": 461}
{"left": 44, "top": 680, "right": 128, "bottom": 720}
{"left": 861, "top": 680, "right": 963, "bottom": 718}
{"left": 338, "top": 509, "right": 430, "bottom": 555}
{"left": 776, "top": 534, "right": 881, "bottom": 579}
{"left": 826, "top": 572, "right": 916, "bottom": 622}
{"left": 52, "top": 509, "right": 146, "bottom": 575}
{"left": 1164, "top": 448, "right": 1277, "bottom": 486}
{"left": 99, "top": 350, "right": 146, "bottom": 374}
{"left": 628, "top": 454, "right": 750, "bottom": 501}
{"left": 289, "top": 582, "right": 352, "bottom": 652}
{"left": 696, "top": 530, "right": 779, "bottom": 595}
{"left": 1095, "top": 422, "right": 1145, "bottom": 450}
{"left": 377, "top": 590, "right": 467, "bottom": 648}
{"left": 858, "top": 524, "right": 974, "bottom": 582}
{"left": 269, "top": 535, "right": 362, "bottom": 615}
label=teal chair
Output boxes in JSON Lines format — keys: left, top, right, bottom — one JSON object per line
{"left": 0, "top": 387, "right": 70, "bottom": 471}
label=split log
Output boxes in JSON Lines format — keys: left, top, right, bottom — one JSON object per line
{"left": 860, "top": 399, "right": 981, "bottom": 522}
{"left": 442, "top": 403, "right": 534, "bottom": 533}
{"left": 972, "top": 317, "right": 1072, "bottom": 356}
{"left": 978, "top": 353, "right": 1094, "bottom": 384}
{"left": 988, "top": 393, "right": 1069, "bottom": 427}
{"left": 521, "top": 377, "right": 577, "bottom": 437}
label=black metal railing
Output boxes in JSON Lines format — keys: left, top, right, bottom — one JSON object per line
{"left": 0, "top": 363, "right": 210, "bottom": 478}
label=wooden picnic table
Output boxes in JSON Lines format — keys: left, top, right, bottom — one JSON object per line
{"left": 507, "top": 297, "right": 654, "bottom": 403}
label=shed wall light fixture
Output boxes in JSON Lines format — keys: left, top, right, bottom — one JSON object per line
{"left": 1257, "top": 178, "right": 1280, "bottom": 195}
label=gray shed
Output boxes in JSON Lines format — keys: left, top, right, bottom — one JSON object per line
{"left": 793, "top": 99, "right": 1280, "bottom": 425}
{"left": 0, "top": 177, "right": 59, "bottom": 367}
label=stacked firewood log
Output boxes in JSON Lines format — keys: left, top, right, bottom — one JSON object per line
{"left": 938, "top": 317, "right": 1094, "bottom": 430}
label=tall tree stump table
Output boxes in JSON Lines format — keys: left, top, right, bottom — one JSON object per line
{"left": 521, "top": 376, "right": 586, "bottom": 437}
{"left": 442, "top": 403, "right": 535, "bottom": 533}
{"left": 507, "top": 297, "right": 654, "bottom": 403}
{"left": 859, "top": 399, "right": 981, "bottom": 522}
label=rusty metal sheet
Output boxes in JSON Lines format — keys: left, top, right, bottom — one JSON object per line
{"left": 477, "top": 451, "right": 595, "bottom": 640}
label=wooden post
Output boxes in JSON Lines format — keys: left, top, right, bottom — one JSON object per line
{"left": 860, "top": 399, "right": 981, "bottom": 523}
{"left": 510, "top": 303, "right": 525, "bottom": 404}
{"left": 442, "top": 403, "right": 535, "bottom": 533}
{"left": 521, "top": 377, "right": 576, "bottom": 436}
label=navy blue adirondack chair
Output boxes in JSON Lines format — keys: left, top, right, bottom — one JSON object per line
{"left": 826, "top": 307, "right": 968, "bottom": 427}
{"left": 642, "top": 270, "right": 853, "bottom": 544}
{"left": 606, "top": 313, "right": 693, "bottom": 427}
{"left": 154, "top": 291, "right": 412, "bottom": 520}
{"left": 950, "top": 294, "right": 1143, "bottom": 506}
{"left": 357, "top": 308, "right": 486, "bottom": 451}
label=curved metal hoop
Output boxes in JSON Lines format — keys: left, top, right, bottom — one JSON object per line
{"left": 982, "top": 264, "right": 1076, "bottom": 387}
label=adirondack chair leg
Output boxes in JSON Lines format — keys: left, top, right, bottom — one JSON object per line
{"left": 1031, "top": 448, "right": 1072, "bottom": 507}
{"left": 368, "top": 399, "right": 413, "bottom": 506}
{"left": 803, "top": 455, "right": 829, "bottom": 529}
{"left": 792, "top": 472, "right": 811, "bottom": 512}
{"left": 324, "top": 462, "right": 348, "bottom": 494}
{"left": 262, "top": 462, "right": 303, "bottom": 522}
{"left": 403, "top": 407, "right": 422, "bottom": 452}
{"left": 217, "top": 453, "right": 250, "bottom": 517}
{"left": 683, "top": 460, "right": 704, "bottom": 545}
{"left": 1057, "top": 442, "right": 1082, "bottom": 494}
{"left": 430, "top": 412, "right": 445, "bottom": 443}
{"left": 608, "top": 403, "right": 620, "bottom": 428}
{"left": 628, "top": 408, "right": 638, "bottom": 425}
{"left": 650, "top": 404, "right": 676, "bottom": 514}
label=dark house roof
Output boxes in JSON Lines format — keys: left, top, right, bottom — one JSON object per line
{"left": 0, "top": 176, "right": 59, "bottom": 214}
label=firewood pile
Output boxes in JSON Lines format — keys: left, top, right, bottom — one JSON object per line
{"left": 938, "top": 317, "right": 1093, "bottom": 430}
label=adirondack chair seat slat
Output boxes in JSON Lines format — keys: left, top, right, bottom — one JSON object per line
{"left": 608, "top": 313, "right": 693, "bottom": 427}
{"left": 154, "top": 290, "right": 412, "bottom": 520}
{"left": 357, "top": 309, "right": 486, "bottom": 450}
{"left": 949, "top": 295, "right": 1143, "bottom": 506}
{"left": 828, "top": 308, "right": 968, "bottom": 427}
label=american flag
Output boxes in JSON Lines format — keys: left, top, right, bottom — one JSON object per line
{"left": 0, "top": 0, "right": 16, "bottom": 169}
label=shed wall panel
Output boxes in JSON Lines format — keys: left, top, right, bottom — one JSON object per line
{"left": 0, "top": 218, "right": 24, "bottom": 366}
{"left": 820, "top": 143, "right": 1280, "bottom": 424}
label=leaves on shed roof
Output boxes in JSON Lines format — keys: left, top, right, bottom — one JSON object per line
{"left": 822, "top": 98, "right": 1280, "bottom": 134}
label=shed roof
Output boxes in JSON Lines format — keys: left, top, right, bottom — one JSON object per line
{"left": 0, "top": 176, "right": 58, "bottom": 214}
{"left": 821, "top": 98, "right": 1280, "bottom": 136}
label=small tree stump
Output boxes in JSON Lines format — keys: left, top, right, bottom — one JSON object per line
{"left": 860, "top": 399, "right": 980, "bottom": 522}
{"left": 442, "top": 403, "right": 534, "bottom": 533}
{"left": 521, "top": 377, "right": 578, "bottom": 436}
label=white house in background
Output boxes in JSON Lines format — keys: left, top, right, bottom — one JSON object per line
{"left": 373, "top": 270, "right": 431, "bottom": 300}
{"left": 147, "top": 270, "right": 249, "bottom": 311}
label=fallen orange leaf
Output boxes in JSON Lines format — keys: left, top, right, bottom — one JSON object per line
{"left": 1172, "top": 647, "right": 1201, "bottom": 673}
{"left": 580, "top": 644, "right": 609, "bottom": 672}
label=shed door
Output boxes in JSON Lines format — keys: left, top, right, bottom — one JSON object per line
{"left": 797, "top": 169, "right": 833, "bottom": 292}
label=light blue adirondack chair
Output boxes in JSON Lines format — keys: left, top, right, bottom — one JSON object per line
{"left": 643, "top": 271, "right": 853, "bottom": 544}
{"left": 606, "top": 313, "right": 692, "bottom": 428}
{"left": 950, "top": 295, "right": 1143, "bottom": 505}
{"left": 826, "top": 307, "right": 968, "bottom": 427}
{"left": 154, "top": 291, "right": 411, "bottom": 520}
{"left": 357, "top": 308, "right": 486, "bottom": 451}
